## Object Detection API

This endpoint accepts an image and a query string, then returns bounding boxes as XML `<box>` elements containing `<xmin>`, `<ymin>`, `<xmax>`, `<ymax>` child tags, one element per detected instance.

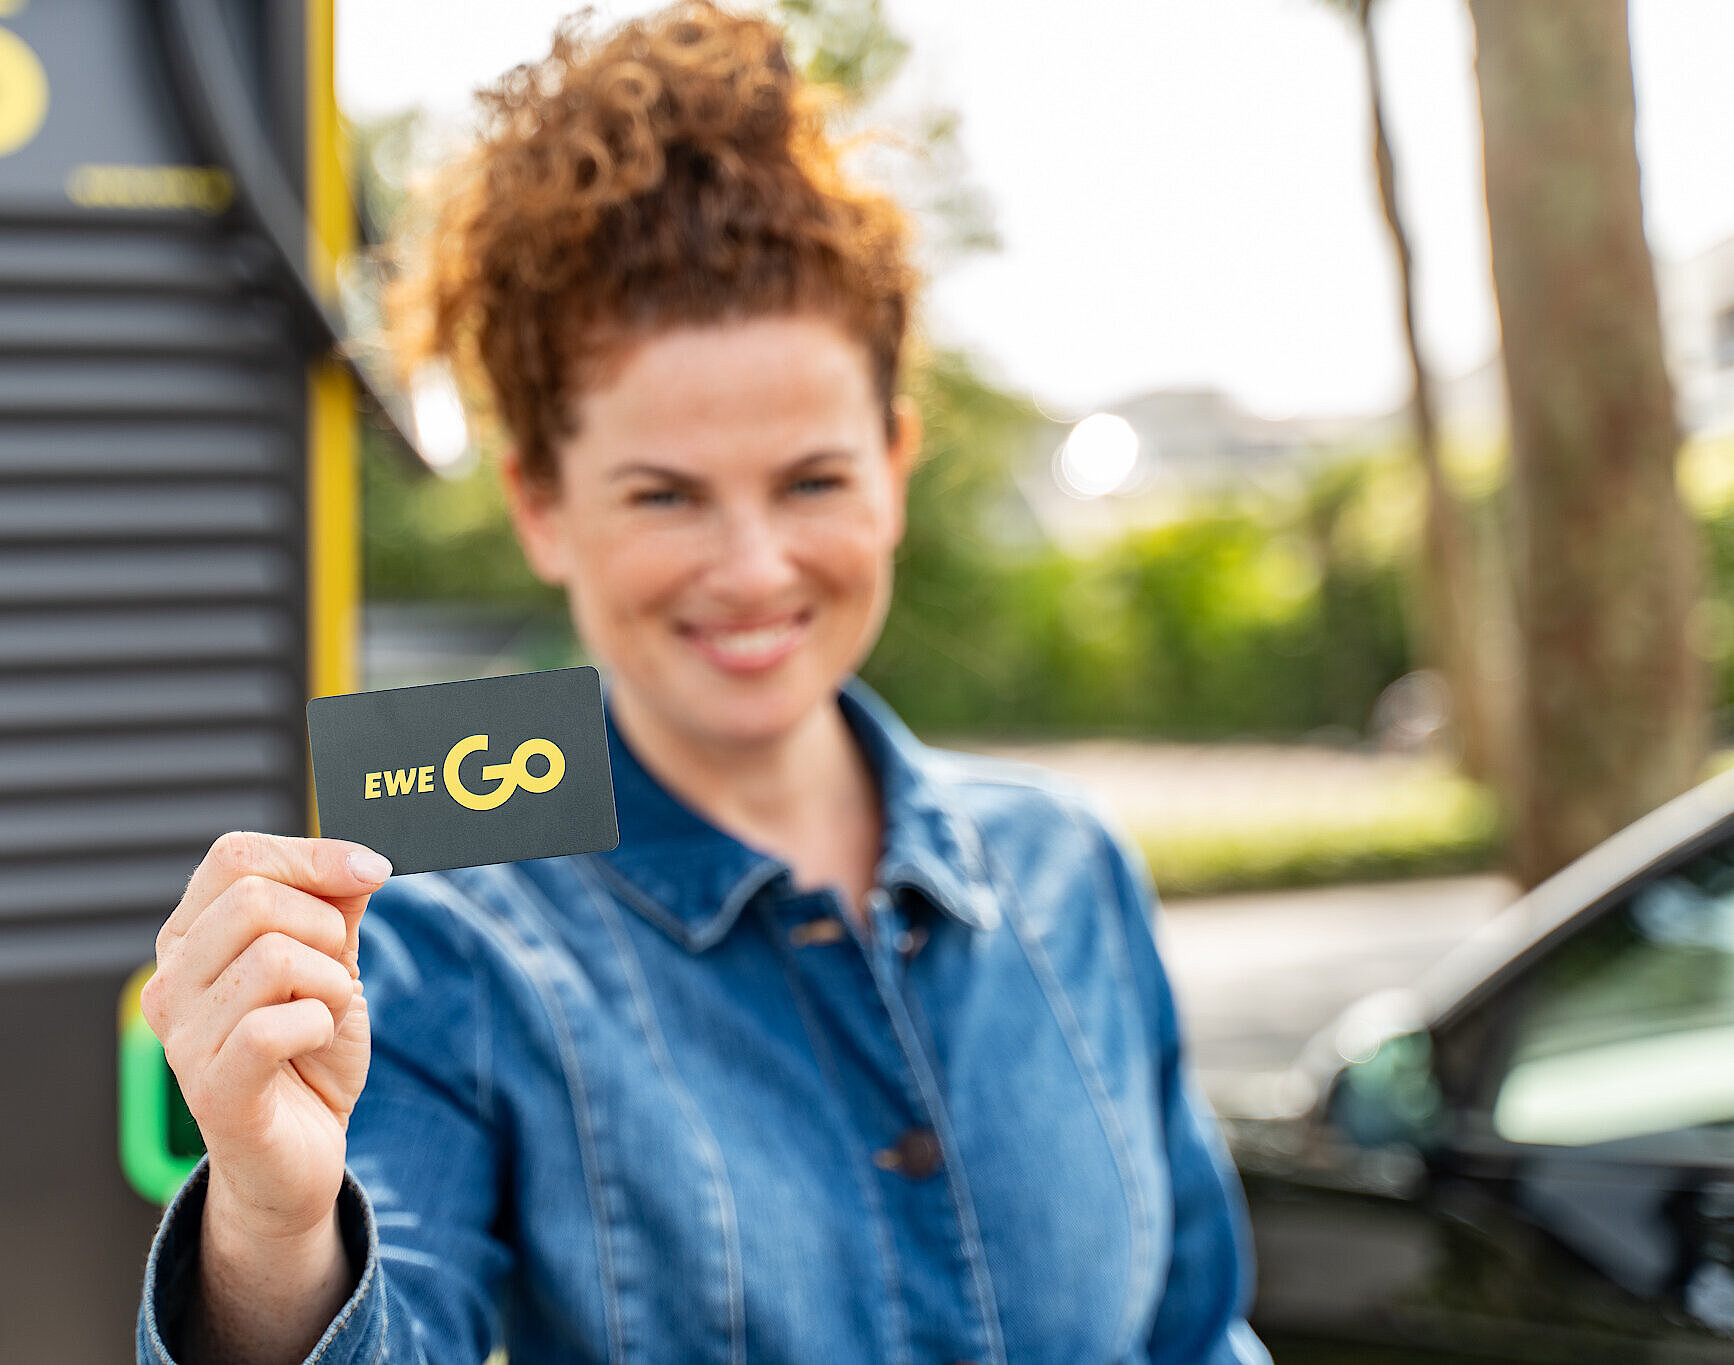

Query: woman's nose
<box><xmin>705</xmin><ymin>503</ymin><xmax>801</xmax><ymax>602</ymax></box>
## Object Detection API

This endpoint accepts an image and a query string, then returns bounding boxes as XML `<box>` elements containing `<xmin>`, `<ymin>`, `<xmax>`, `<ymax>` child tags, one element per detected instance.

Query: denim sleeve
<box><xmin>136</xmin><ymin>1158</ymin><xmax>395</xmax><ymax>1365</ymax></box>
<box><xmin>1095</xmin><ymin>820</ymin><xmax>1271</xmax><ymax>1365</ymax></box>
<box><xmin>135</xmin><ymin>875</ymin><xmax>511</xmax><ymax>1365</ymax></box>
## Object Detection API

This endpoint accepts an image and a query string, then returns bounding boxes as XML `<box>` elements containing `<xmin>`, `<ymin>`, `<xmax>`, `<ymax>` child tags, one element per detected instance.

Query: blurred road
<box><xmin>1157</xmin><ymin>874</ymin><xmax>1520</xmax><ymax>1093</ymax></box>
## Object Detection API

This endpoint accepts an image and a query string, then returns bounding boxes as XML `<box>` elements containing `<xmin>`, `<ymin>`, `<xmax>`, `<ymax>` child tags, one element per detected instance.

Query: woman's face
<box><xmin>505</xmin><ymin>313</ymin><xmax>919</xmax><ymax>753</ymax></box>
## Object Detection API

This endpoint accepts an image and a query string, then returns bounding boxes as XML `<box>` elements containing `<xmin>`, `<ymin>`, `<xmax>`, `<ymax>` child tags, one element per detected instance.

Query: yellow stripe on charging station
<box><xmin>305</xmin><ymin>0</ymin><xmax>358</xmax><ymax>834</ymax></box>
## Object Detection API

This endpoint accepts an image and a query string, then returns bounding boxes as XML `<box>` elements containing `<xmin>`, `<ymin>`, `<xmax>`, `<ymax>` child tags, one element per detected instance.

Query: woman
<box><xmin>136</xmin><ymin>5</ymin><xmax>1267</xmax><ymax>1362</ymax></box>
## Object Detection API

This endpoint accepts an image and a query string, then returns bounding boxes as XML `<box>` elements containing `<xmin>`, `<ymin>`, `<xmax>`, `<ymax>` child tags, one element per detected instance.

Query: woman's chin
<box><xmin>668</xmin><ymin>669</ymin><xmax>835</xmax><ymax>749</ymax></box>
<box><xmin>697</xmin><ymin>694</ymin><xmax>822</xmax><ymax>750</ymax></box>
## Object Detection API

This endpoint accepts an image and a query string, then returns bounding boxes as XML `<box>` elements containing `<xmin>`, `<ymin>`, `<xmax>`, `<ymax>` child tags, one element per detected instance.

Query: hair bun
<box><xmin>481</xmin><ymin>3</ymin><xmax>801</xmax><ymax>208</ymax></box>
<box><xmin>391</xmin><ymin>0</ymin><xmax>916</xmax><ymax>483</ymax></box>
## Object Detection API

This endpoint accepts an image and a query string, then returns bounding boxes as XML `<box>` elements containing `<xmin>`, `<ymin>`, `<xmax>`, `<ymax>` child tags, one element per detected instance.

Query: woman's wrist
<box><xmin>203</xmin><ymin>1158</ymin><xmax>342</xmax><ymax>1248</ymax></box>
<box><xmin>191</xmin><ymin>1173</ymin><xmax>354</xmax><ymax>1365</ymax></box>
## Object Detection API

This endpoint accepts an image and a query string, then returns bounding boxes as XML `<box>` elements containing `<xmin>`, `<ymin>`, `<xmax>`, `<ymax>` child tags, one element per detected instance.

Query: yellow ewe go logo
<box><xmin>365</xmin><ymin>735</ymin><xmax>566</xmax><ymax>811</ymax></box>
<box><xmin>443</xmin><ymin>735</ymin><xmax>565</xmax><ymax>810</ymax></box>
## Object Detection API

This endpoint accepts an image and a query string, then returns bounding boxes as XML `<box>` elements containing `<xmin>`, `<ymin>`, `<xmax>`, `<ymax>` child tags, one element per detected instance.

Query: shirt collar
<box><xmin>591</xmin><ymin>678</ymin><xmax>999</xmax><ymax>952</ymax></box>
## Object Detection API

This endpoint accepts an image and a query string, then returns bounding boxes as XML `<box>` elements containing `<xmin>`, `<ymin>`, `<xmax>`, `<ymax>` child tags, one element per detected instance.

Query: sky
<box><xmin>335</xmin><ymin>0</ymin><xmax>1734</xmax><ymax>422</ymax></box>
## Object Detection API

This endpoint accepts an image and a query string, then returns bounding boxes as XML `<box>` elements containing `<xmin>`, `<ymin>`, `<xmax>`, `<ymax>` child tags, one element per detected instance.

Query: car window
<box><xmin>1491</xmin><ymin>841</ymin><xmax>1734</xmax><ymax>1152</ymax></box>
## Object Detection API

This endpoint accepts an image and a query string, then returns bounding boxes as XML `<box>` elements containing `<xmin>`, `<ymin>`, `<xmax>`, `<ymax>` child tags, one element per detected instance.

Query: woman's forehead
<box><xmin>568</xmin><ymin>317</ymin><xmax>881</xmax><ymax>460</ymax></box>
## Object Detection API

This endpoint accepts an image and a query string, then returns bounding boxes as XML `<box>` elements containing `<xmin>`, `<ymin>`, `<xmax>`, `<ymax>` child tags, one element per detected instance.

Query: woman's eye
<box><xmin>789</xmin><ymin>474</ymin><xmax>845</xmax><ymax>497</ymax></box>
<box><xmin>630</xmin><ymin>487</ymin><xmax>689</xmax><ymax>508</ymax></box>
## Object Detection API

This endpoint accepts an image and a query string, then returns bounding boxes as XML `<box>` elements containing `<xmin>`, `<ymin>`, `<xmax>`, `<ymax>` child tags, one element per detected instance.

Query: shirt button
<box><xmin>873</xmin><ymin>1126</ymin><xmax>943</xmax><ymax>1179</ymax></box>
<box><xmin>788</xmin><ymin>917</ymin><xmax>846</xmax><ymax>947</ymax></box>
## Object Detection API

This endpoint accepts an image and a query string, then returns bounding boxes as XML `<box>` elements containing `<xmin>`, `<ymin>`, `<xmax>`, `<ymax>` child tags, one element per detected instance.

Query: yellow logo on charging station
<box><xmin>0</xmin><ymin>24</ymin><xmax>48</xmax><ymax>158</ymax></box>
<box><xmin>365</xmin><ymin>735</ymin><xmax>566</xmax><ymax>811</ymax></box>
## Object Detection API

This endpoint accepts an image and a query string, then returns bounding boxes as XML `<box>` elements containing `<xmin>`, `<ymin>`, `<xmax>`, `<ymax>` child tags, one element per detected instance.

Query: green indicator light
<box><xmin>118</xmin><ymin>964</ymin><xmax>205</xmax><ymax>1205</ymax></box>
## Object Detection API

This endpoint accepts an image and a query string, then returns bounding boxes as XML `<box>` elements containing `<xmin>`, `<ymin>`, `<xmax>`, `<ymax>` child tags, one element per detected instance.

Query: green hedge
<box><xmin>859</xmin><ymin>357</ymin><xmax>1414</xmax><ymax>739</ymax></box>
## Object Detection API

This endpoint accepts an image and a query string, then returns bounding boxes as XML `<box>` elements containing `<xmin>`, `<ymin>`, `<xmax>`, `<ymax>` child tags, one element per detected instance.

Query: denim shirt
<box><xmin>138</xmin><ymin>681</ymin><xmax>1267</xmax><ymax>1365</ymax></box>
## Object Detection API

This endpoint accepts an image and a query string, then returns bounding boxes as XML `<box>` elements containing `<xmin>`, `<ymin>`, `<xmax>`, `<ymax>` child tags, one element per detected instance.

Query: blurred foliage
<box><xmin>363</xmin><ymin>424</ymin><xmax>563</xmax><ymax>612</ymax></box>
<box><xmin>1680</xmin><ymin>434</ymin><xmax>1734</xmax><ymax>727</ymax></box>
<box><xmin>774</xmin><ymin>0</ymin><xmax>999</xmax><ymax>261</ymax></box>
<box><xmin>861</xmin><ymin>373</ymin><xmax>1414</xmax><ymax>738</ymax></box>
<box><xmin>1142</xmin><ymin>768</ymin><xmax>1501</xmax><ymax>899</ymax></box>
<box><xmin>348</xmin><ymin>109</ymin><xmax>419</xmax><ymax>248</ymax></box>
<box><xmin>776</xmin><ymin>0</ymin><xmax>909</xmax><ymax>103</ymax></box>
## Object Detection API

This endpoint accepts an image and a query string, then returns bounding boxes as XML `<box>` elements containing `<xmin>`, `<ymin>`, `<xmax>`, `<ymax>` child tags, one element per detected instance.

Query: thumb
<box><xmin>179</xmin><ymin>833</ymin><xmax>393</xmax><ymax>932</ymax></box>
<box><xmin>294</xmin><ymin>984</ymin><xmax>372</xmax><ymax>1121</ymax></box>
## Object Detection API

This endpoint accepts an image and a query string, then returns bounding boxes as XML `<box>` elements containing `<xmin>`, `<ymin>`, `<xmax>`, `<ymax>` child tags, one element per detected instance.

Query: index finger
<box><xmin>163</xmin><ymin>831</ymin><xmax>392</xmax><ymax>949</ymax></box>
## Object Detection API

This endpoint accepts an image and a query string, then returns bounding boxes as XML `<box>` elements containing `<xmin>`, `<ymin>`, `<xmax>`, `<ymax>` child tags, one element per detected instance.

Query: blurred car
<box><xmin>1223</xmin><ymin>767</ymin><xmax>1734</xmax><ymax>1361</ymax></box>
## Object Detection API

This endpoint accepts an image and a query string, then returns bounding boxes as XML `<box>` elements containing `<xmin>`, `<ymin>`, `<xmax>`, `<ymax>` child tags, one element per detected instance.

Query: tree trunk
<box><xmin>1468</xmin><ymin>0</ymin><xmax>1705</xmax><ymax>886</ymax></box>
<box><xmin>1359</xmin><ymin>0</ymin><xmax>1512</xmax><ymax>791</ymax></box>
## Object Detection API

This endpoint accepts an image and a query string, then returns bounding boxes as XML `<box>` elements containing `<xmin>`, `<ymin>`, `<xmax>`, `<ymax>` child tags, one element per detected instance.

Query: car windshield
<box><xmin>1492</xmin><ymin>842</ymin><xmax>1734</xmax><ymax>1151</ymax></box>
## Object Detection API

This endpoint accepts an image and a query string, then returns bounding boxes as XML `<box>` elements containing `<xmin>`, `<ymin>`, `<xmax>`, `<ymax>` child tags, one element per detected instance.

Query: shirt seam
<box><xmin>849</xmin><ymin>893</ymin><xmax>1009</xmax><ymax>1365</ymax></box>
<box><xmin>576</xmin><ymin>857</ymin><xmax>747</xmax><ymax>1365</ymax></box>
<box><xmin>434</xmin><ymin>872</ymin><xmax>630</xmax><ymax>1365</ymax></box>
<box><xmin>760</xmin><ymin>899</ymin><xmax>915</xmax><ymax>1365</ymax></box>
<box><xmin>985</xmin><ymin>812</ymin><xmax>1157</xmax><ymax>1359</ymax></box>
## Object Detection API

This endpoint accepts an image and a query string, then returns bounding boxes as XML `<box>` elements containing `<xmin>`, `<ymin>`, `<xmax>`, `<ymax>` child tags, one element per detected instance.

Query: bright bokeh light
<box><xmin>1055</xmin><ymin>412</ymin><xmax>1140</xmax><ymax>497</ymax></box>
<box><xmin>410</xmin><ymin>362</ymin><xmax>471</xmax><ymax>471</ymax></box>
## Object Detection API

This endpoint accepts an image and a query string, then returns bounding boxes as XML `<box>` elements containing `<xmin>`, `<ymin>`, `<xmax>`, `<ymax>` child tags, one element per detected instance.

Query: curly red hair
<box><xmin>391</xmin><ymin>1</ymin><xmax>918</xmax><ymax>485</ymax></box>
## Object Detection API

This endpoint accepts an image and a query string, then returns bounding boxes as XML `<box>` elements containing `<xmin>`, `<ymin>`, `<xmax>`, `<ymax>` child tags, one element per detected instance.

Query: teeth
<box><xmin>702</xmin><ymin>621</ymin><xmax>800</xmax><ymax>657</ymax></box>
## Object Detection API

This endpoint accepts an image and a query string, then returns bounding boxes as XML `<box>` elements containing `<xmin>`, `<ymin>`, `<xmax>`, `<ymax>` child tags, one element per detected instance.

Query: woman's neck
<box><xmin>608</xmin><ymin>683</ymin><xmax>884</xmax><ymax>919</ymax></box>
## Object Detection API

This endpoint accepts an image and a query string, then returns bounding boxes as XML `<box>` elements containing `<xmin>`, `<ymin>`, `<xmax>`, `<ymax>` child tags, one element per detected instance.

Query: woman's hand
<box><xmin>141</xmin><ymin>831</ymin><xmax>391</xmax><ymax>1364</ymax></box>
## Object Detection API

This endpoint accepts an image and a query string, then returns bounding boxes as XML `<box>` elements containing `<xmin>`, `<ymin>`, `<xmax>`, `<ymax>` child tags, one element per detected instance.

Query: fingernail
<box><xmin>347</xmin><ymin>848</ymin><xmax>392</xmax><ymax>884</ymax></box>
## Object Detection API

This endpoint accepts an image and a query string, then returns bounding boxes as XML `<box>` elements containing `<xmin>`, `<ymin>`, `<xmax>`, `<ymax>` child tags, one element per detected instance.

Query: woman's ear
<box><xmin>499</xmin><ymin>447</ymin><xmax>568</xmax><ymax>587</ymax></box>
<box><xmin>886</xmin><ymin>395</ymin><xmax>922</xmax><ymax>545</ymax></box>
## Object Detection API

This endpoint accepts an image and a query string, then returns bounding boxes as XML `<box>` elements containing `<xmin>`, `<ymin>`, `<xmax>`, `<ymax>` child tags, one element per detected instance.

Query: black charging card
<box><xmin>307</xmin><ymin>666</ymin><xmax>618</xmax><ymax>875</ymax></box>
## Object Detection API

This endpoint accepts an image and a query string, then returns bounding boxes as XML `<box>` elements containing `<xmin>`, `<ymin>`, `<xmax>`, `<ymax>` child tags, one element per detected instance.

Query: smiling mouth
<box><xmin>681</xmin><ymin>613</ymin><xmax>812</xmax><ymax>671</ymax></box>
